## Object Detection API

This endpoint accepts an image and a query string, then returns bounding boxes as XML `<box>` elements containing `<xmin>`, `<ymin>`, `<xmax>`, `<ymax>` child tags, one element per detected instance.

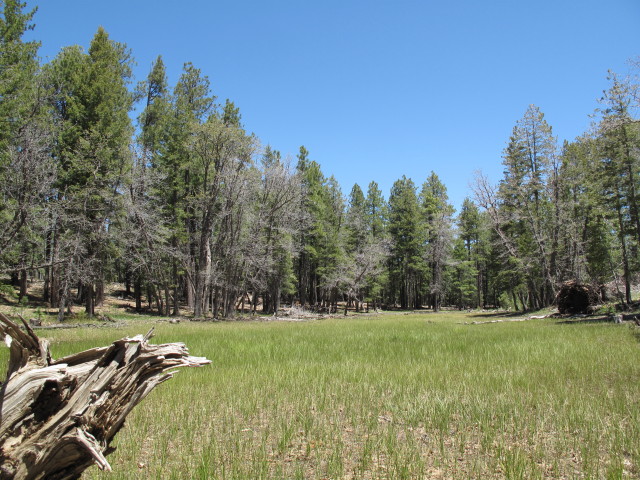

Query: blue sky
<box><xmin>26</xmin><ymin>0</ymin><xmax>640</xmax><ymax>211</ymax></box>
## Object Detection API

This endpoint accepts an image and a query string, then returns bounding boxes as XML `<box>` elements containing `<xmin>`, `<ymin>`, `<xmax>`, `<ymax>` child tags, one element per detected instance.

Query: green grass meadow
<box><xmin>3</xmin><ymin>312</ymin><xmax>640</xmax><ymax>479</ymax></box>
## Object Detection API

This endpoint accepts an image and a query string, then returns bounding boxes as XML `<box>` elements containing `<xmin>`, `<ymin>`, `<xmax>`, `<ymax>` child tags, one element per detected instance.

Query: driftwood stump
<box><xmin>0</xmin><ymin>313</ymin><xmax>210</xmax><ymax>479</ymax></box>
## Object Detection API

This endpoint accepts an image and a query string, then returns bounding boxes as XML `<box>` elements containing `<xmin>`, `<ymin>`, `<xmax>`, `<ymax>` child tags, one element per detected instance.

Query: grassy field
<box><xmin>2</xmin><ymin>312</ymin><xmax>639</xmax><ymax>479</ymax></box>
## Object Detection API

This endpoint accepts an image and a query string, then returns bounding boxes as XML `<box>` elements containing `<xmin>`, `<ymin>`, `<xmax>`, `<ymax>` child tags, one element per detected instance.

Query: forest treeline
<box><xmin>1</xmin><ymin>1</ymin><xmax>639</xmax><ymax>318</ymax></box>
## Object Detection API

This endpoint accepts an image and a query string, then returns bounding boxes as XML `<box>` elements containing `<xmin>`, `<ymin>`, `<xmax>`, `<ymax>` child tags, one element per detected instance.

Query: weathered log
<box><xmin>0</xmin><ymin>312</ymin><xmax>210</xmax><ymax>479</ymax></box>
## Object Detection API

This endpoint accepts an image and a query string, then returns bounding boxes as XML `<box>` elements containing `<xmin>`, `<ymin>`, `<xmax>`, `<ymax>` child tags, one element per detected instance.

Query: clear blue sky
<box><xmin>26</xmin><ymin>0</ymin><xmax>640</xmax><ymax>212</ymax></box>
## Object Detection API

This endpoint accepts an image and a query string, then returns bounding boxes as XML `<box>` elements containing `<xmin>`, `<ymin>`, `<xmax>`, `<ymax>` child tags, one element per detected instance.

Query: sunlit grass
<box><xmin>1</xmin><ymin>312</ymin><xmax>639</xmax><ymax>478</ymax></box>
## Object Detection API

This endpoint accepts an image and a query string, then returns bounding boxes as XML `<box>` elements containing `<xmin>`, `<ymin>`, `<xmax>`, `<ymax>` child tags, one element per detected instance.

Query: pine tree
<box><xmin>387</xmin><ymin>176</ymin><xmax>425</xmax><ymax>309</ymax></box>
<box><xmin>138</xmin><ymin>56</ymin><xmax>170</xmax><ymax>163</ymax></box>
<box><xmin>453</xmin><ymin>198</ymin><xmax>485</xmax><ymax>308</ymax></box>
<box><xmin>0</xmin><ymin>0</ymin><xmax>53</xmax><ymax>298</ymax></box>
<box><xmin>362</xmin><ymin>181</ymin><xmax>389</xmax><ymax>309</ymax></box>
<box><xmin>154</xmin><ymin>62</ymin><xmax>216</xmax><ymax>315</ymax></box>
<box><xmin>448</xmin><ymin>237</ymin><xmax>478</xmax><ymax>309</ymax></box>
<box><xmin>45</xmin><ymin>27</ymin><xmax>133</xmax><ymax>318</ymax></box>
<box><xmin>339</xmin><ymin>183</ymin><xmax>389</xmax><ymax>312</ymax></box>
<box><xmin>496</xmin><ymin>105</ymin><xmax>558</xmax><ymax>309</ymax></box>
<box><xmin>595</xmin><ymin>72</ymin><xmax>640</xmax><ymax>303</ymax></box>
<box><xmin>294</xmin><ymin>147</ymin><xmax>348</xmax><ymax>310</ymax></box>
<box><xmin>345</xmin><ymin>183</ymin><xmax>366</xmax><ymax>253</ymax></box>
<box><xmin>557</xmin><ymin>138</ymin><xmax>611</xmax><ymax>284</ymax></box>
<box><xmin>365</xmin><ymin>181</ymin><xmax>387</xmax><ymax>239</ymax></box>
<box><xmin>295</xmin><ymin>147</ymin><xmax>324</xmax><ymax>307</ymax></box>
<box><xmin>420</xmin><ymin>172</ymin><xmax>454</xmax><ymax>311</ymax></box>
<box><xmin>0</xmin><ymin>0</ymin><xmax>39</xmax><ymax>158</ymax></box>
<box><xmin>124</xmin><ymin>55</ymin><xmax>173</xmax><ymax>313</ymax></box>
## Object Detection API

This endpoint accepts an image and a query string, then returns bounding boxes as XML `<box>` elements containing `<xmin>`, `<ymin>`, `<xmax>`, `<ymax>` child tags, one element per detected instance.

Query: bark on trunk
<box><xmin>84</xmin><ymin>283</ymin><xmax>95</xmax><ymax>317</ymax></box>
<box><xmin>134</xmin><ymin>275</ymin><xmax>142</xmax><ymax>312</ymax></box>
<box><xmin>0</xmin><ymin>313</ymin><xmax>210</xmax><ymax>479</ymax></box>
<box><xmin>19</xmin><ymin>270</ymin><xmax>28</xmax><ymax>300</ymax></box>
<box><xmin>95</xmin><ymin>279</ymin><xmax>104</xmax><ymax>307</ymax></box>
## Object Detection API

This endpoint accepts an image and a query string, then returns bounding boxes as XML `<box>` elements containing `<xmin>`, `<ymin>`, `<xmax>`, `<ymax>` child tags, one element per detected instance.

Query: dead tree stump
<box><xmin>0</xmin><ymin>313</ymin><xmax>210</xmax><ymax>479</ymax></box>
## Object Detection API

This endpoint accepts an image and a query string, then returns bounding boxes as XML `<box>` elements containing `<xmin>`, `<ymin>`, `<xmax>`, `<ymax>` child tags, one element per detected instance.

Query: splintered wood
<box><xmin>0</xmin><ymin>313</ymin><xmax>210</xmax><ymax>480</ymax></box>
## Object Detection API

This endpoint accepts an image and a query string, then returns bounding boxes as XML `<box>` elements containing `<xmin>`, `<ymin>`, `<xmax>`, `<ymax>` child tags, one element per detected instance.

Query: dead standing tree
<box><xmin>0</xmin><ymin>313</ymin><xmax>210</xmax><ymax>479</ymax></box>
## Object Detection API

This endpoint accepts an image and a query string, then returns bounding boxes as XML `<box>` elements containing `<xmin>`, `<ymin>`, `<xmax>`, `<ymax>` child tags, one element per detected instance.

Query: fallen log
<box><xmin>0</xmin><ymin>312</ymin><xmax>210</xmax><ymax>479</ymax></box>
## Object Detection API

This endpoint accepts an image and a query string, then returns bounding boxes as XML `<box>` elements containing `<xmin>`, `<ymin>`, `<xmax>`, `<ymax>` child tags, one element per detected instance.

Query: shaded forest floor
<box><xmin>1</xmin><ymin>278</ymin><xmax>639</xmax><ymax>329</ymax></box>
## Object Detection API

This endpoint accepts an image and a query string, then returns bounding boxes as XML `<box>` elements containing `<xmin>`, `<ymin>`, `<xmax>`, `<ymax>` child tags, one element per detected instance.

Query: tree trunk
<box><xmin>95</xmin><ymin>279</ymin><xmax>104</xmax><ymax>307</ymax></box>
<box><xmin>124</xmin><ymin>267</ymin><xmax>131</xmax><ymax>296</ymax></box>
<box><xmin>614</xmin><ymin>186</ymin><xmax>632</xmax><ymax>304</ymax></box>
<box><xmin>85</xmin><ymin>283</ymin><xmax>95</xmax><ymax>317</ymax></box>
<box><xmin>186</xmin><ymin>273</ymin><xmax>195</xmax><ymax>310</ymax></box>
<box><xmin>57</xmin><ymin>274</ymin><xmax>72</xmax><ymax>323</ymax></box>
<box><xmin>263</xmin><ymin>290</ymin><xmax>270</xmax><ymax>314</ymax></box>
<box><xmin>48</xmin><ymin>220</ymin><xmax>60</xmax><ymax>306</ymax></box>
<box><xmin>0</xmin><ymin>313</ymin><xmax>210</xmax><ymax>480</ymax></box>
<box><xmin>134</xmin><ymin>275</ymin><xmax>142</xmax><ymax>311</ymax></box>
<box><xmin>170</xmin><ymin>261</ymin><xmax>179</xmax><ymax>317</ymax></box>
<box><xmin>274</xmin><ymin>286</ymin><xmax>281</xmax><ymax>314</ymax></box>
<box><xmin>146</xmin><ymin>284</ymin><xmax>153</xmax><ymax>311</ymax></box>
<box><xmin>164</xmin><ymin>285</ymin><xmax>171</xmax><ymax>316</ymax></box>
<box><xmin>212</xmin><ymin>286</ymin><xmax>219</xmax><ymax>318</ymax></box>
<box><xmin>511</xmin><ymin>290</ymin><xmax>519</xmax><ymax>312</ymax></box>
<box><xmin>19</xmin><ymin>269</ymin><xmax>28</xmax><ymax>300</ymax></box>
